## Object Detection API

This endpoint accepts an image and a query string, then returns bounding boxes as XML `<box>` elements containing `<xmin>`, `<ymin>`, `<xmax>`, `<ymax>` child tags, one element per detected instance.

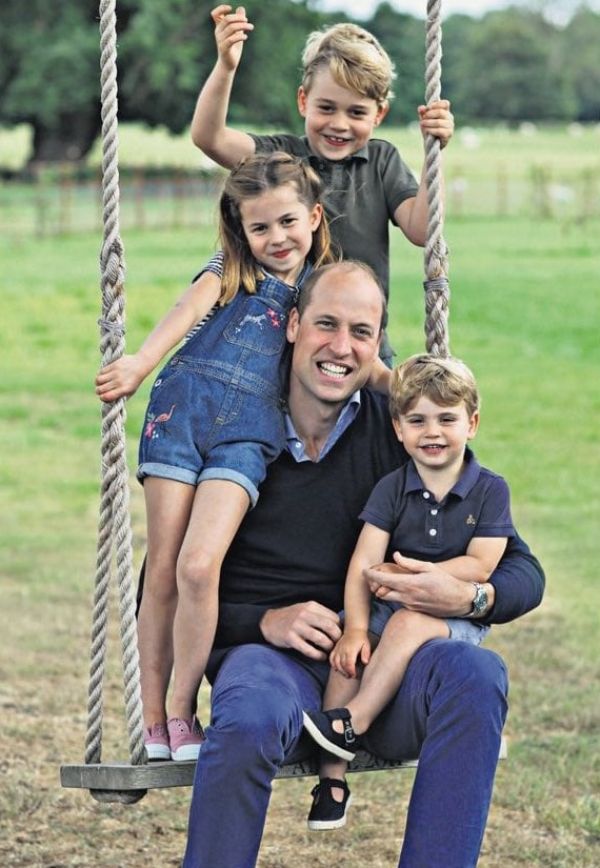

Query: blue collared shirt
<box><xmin>285</xmin><ymin>391</ymin><xmax>362</xmax><ymax>463</ymax></box>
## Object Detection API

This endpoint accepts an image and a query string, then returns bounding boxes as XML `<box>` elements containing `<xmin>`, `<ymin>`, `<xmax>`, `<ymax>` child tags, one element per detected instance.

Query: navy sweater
<box><xmin>215</xmin><ymin>389</ymin><xmax>545</xmax><ymax>647</ymax></box>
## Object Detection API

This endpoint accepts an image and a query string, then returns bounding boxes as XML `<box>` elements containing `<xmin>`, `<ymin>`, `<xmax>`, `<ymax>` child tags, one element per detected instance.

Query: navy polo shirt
<box><xmin>359</xmin><ymin>448</ymin><xmax>515</xmax><ymax>561</ymax></box>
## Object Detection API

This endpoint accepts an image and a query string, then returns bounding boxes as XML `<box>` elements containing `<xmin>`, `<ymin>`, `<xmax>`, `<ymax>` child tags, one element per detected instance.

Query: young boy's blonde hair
<box><xmin>389</xmin><ymin>354</ymin><xmax>480</xmax><ymax>420</ymax></box>
<box><xmin>301</xmin><ymin>23</ymin><xmax>395</xmax><ymax>107</ymax></box>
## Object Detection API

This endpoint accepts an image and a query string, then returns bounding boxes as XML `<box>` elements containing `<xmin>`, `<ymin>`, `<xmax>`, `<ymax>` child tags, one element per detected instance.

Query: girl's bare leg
<box><xmin>346</xmin><ymin>609</ymin><xmax>450</xmax><ymax>735</ymax></box>
<box><xmin>169</xmin><ymin>479</ymin><xmax>250</xmax><ymax>721</ymax></box>
<box><xmin>138</xmin><ymin>477</ymin><xmax>196</xmax><ymax>727</ymax></box>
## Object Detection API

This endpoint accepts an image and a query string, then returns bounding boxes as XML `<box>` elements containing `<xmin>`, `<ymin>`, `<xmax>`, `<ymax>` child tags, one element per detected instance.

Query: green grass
<box><xmin>1</xmin><ymin>213</ymin><xmax>599</xmax><ymax>865</ymax></box>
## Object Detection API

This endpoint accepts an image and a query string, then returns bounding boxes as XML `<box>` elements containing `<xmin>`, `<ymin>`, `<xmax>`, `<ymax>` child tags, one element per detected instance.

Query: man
<box><xmin>182</xmin><ymin>261</ymin><xmax>545</xmax><ymax>867</ymax></box>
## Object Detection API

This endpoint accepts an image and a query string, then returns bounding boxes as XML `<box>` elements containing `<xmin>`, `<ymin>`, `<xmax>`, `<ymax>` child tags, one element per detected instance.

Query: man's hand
<box><xmin>418</xmin><ymin>99</ymin><xmax>454</xmax><ymax>149</ymax></box>
<box><xmin>330</xmin><ymin>629</ymin><xmax>371</xmax><ymax>679</ymax></box>
<box><xmin>260</xmin><ymin>602</ymin><xmax>342</xmax><ymax>660</ymax></box>
<box><xmin>211</xmin><ymin>5</ymin><xmax>254</xmax><ymax>72</ymax></box>
<box><xmin>366</xmin><ymin>552</ymin><xmax>475</xmax><ymax>617</ymax></box>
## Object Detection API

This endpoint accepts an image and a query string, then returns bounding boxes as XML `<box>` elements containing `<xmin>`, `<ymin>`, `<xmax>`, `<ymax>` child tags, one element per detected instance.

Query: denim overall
<box><xmin>138</xmin><ymin>266</ymin><xmax>307</xmax><ymax>505</ymax></box>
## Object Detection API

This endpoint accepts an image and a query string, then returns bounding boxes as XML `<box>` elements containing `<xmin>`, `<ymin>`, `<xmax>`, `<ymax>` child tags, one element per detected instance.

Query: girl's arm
<box><xmin>191</xmin><ymin>5</ymin><xmax>256</xmax><ymax>167</ymax></box>
<box><xmin>330</xmin><ymin>523</ymin><xmax>390</xmax><ymax>678</ymax></box>
<box><xmin>95</xmin><ymin>270</ymin><xmax>222</xmax><ymax>402</ymax></box>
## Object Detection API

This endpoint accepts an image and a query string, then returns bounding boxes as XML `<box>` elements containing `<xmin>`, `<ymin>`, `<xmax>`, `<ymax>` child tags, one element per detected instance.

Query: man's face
<box><xmin>286</xmin><ymin>266</ymin><xmax>383</xmax><ymax>410</ymax></box>
<box><xmin>297</xmin><ymin>68</ymin><xmax>388</xmax><ymax>162</ymax></box>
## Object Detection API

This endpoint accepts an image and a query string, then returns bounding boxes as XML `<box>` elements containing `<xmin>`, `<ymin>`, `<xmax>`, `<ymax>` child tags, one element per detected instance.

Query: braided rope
<box><xmin>423</xmin><ymin>0</ymin><xmax>450</xmax><ymax>357</ymax></box>
<box><xmin>85</xmin><ymin>0</ymin><xmax>145</xmax><ymax>768</ymax></box>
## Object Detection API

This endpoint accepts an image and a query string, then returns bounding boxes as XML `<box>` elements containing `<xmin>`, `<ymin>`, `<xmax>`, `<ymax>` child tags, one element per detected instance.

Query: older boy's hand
<box><xmin>418</xmin><ymin>99</ymin><xmax>454</xmax><ymax>149</ymax></box>
<box><xmin>211</xmin><ymin>5</ymin><xmax>254</xmax><ymax>72</ymax></box>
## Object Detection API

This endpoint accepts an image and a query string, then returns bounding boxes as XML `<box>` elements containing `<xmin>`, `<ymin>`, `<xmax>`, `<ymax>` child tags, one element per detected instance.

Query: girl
<box><xmin>96</xmin><ymin>152</ymin><xmax>334</xmax><ymax>761</ymax></box>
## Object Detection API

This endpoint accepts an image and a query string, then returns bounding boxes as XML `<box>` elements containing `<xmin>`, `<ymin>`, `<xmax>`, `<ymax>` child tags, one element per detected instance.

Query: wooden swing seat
<box><xmin>60</xmin><ymin>739</ymin><xmax>506</xmax><ymax>803</ymax></box>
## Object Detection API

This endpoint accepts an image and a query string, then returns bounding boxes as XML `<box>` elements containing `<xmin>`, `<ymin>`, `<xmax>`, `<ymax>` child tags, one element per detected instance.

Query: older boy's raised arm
<box><xmin>394</xmin><ymin>99</ymin><xmax>454</xmax><ymax>246</ymax></box>
<box><xmin>191</xmin><ymin>5</ymin><xmax>256</xmax><ymax>168</ymax></box>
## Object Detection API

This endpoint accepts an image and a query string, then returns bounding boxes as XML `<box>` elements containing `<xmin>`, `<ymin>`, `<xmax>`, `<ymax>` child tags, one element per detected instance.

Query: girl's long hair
<box><xmin>218</xmin><ymin>151</ymin><xmax>335</xmax><ymax>304</ymax></box>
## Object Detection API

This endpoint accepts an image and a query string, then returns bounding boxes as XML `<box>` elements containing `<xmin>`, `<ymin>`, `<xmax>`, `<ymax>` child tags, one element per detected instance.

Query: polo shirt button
<box><xmin>423</xmin><ymin>491</ymin><xmax>430</xmax><ymax>499</ymax></box>
<box><xmin>430</xmin><ymin>509</ymin><xmax>438</xmax><ymax>515</ymax></box>
<box><xmin>429</xmin><ymin>528</ymin><xmax>437</xmax><ymax>537</ymax></box>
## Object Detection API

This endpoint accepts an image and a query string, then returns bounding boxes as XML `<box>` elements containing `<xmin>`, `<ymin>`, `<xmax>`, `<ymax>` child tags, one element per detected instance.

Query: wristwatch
<box><xmin>470</xmin><ymin>582</ymin><xmax>488</xmax><ymax>617</ymax></box>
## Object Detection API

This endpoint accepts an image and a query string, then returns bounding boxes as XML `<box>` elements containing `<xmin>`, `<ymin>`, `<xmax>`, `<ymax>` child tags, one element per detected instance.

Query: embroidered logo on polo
<box><xmin>466</xmin><ymin>514</ymin><xmax>477</xmax><ymax>525</ymax></box>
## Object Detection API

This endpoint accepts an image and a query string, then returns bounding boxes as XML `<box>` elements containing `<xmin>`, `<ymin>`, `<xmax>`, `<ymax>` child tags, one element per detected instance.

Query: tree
<box><xmin>0</xmin><ymin>1</ymin><xmax>104</xmax><ymax>162</ymax></box>
<box><xmin>563</xmin><ymin>7</ymin><xmax>600</xmax><ymax>121</ymax></box>
<box><xmin>452</xmin><ymin>9</ymin><xmax>575</xmax><ymax>123</ymax></box>
<box><xmin>367</xmin><ymin>4</ymin><xmax>424</xmax><ymax>126</ymax></box>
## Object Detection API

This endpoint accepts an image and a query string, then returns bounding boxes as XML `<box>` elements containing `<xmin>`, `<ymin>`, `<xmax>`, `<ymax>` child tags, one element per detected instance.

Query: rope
<box><xmin>85</xmin><ymin>0</ymin><xmax>145</xmax><ymax>768</ymax></box>
<box><xmin>423</xmin><ymin>0</ymin><xmax>450</xmax><ymax>357</ymax></box>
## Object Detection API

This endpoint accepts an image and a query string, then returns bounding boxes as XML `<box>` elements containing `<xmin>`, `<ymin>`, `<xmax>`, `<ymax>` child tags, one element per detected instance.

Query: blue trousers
<box><xmin>183</xmin><ymin>640</ymin><xmax>508</xmax><ymax>868</ymax></box>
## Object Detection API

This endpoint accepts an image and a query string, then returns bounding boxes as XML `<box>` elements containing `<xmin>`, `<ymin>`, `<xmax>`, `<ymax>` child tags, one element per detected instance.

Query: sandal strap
<box><xmin>312</xmin><ymin>777</ymin><xmax>350</xmax><ymax>797</ymax></box>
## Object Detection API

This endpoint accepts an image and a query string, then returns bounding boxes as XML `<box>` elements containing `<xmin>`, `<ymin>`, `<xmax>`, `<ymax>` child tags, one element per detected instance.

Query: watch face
<box><xmin>473</xmin><ymin>585</ymin><xmax>488</xmax><ymax>615</ymax></box>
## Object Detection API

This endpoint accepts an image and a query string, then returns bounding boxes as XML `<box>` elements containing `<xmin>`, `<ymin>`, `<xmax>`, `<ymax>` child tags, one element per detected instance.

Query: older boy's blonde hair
<box><xmin>301</xmin><ymin>23</ymin><xmax>395</xmax><ymax>106</ymax></box>
<box><xmin>389</xmin><ymin>354</ymin><xmax>480</xmax><ymax>420</ymax></box>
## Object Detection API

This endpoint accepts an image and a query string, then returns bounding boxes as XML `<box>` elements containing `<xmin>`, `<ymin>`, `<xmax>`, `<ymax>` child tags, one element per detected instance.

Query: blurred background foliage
<box><xmin>1</xmin><ymin>0</ymin><xmax>599</xmax><ymax>164</ymax></box>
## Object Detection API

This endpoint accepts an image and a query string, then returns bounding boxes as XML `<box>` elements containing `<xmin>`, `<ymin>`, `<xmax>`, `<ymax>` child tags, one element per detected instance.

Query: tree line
<box><xmin>1</xmin><ymin>0</ymin><xmax>599</xmax><ymax>164</ymax></box>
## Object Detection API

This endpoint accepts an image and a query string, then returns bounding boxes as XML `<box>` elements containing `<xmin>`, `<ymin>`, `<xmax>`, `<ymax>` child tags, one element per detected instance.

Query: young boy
<box><xmin>302</xmin><ymin>354</ymin><xmax>515</xmax><ymax>830</ymax></box>
<box><xmin>191</xmin><ymin>7</ymin><xmax>454</xmax><ymax>362</ymax></box>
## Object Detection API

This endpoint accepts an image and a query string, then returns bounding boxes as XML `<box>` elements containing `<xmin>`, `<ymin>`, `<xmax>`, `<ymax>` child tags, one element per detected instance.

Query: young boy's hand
<box><xmin>330</xmin><ymin>629</ymin><xmax>371</xmax><ymax>679</ymax></box>
<box><xmin>418</xmin><ymin>99</ymin><xmax>454</xmax><ymax>149</ymax></box>
<box><xmin>95</xmin><ymin>354</ymin><xmax>147</xmax><ymax>402</ymax></box>
<box><xmin>211</xmin><ymin>4</ymin><xmax>254</xmax><ymax>72</ymax></box>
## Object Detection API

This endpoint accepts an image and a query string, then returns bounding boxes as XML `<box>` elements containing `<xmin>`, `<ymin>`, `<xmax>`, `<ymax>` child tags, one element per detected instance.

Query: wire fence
<box><xmin>1</xmin><ymin>162</ymin><xmax>599</xmax><ymax>239</ymax></box>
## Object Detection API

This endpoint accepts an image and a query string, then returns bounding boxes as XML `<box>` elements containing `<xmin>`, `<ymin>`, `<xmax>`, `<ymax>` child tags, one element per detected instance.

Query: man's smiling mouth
<box><xmin>317</xmin><ymin>362</ymin><xmax>350</xmax><ymax>379</ymax></box>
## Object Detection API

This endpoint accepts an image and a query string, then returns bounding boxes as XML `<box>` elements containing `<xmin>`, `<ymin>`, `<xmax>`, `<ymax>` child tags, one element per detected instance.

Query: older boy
<box><xmin>191</xmin><ymin>7</ymin><xmax>454</xmax><ymax>360</ymax></box>
<box><xmin>303</xmin><ymin>354</ymin><xmax>515</xmax><ymax>829</ymax></box>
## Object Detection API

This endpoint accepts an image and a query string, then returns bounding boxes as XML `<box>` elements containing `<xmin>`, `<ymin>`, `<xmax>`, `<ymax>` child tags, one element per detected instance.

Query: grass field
<box><xmin>1</xmin><ymin>200</ymin><xmax>599</xmax><ymax>865</ymax></box>
<box><xmin>1</xmin><ymin>122</ymin><xmax>599</xmax><ymax>240</ymax></box>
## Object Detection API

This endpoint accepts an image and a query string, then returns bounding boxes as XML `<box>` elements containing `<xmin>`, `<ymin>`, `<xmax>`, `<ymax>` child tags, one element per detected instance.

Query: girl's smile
<box><xmin>239</xmin><ymin>184</ymin><xmax>322</xmax><ymax>285</ymax></box>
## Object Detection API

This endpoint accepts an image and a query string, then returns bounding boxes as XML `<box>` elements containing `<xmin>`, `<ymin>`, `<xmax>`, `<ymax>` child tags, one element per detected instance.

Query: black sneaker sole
<box><xmin>302</xmin><ymin>711</ymin><xmax>357</xmax><ymax>761</ymax></box>
<box><xmin>307</xmin><ymin>794</ymin><xmax>353</xmax><ymax>831</ymax></box>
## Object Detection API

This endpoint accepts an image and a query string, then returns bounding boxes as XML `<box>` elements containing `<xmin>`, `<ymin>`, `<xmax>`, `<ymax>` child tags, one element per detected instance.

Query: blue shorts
<box><xmin>137</xmin><ymin>357</ymin><xmax>285</xmax><ymax>507</ymax></box>
<box><xmin>368</xmin><ymin>598</ymin><xmax>490</xmax><ymax>646</ymax></box>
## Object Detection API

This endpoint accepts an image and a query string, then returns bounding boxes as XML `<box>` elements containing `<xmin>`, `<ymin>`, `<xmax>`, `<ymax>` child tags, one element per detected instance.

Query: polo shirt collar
<box><xmin>405</xmin><ymin>447</ymin><xmax>481</xmax><ymax>499</ymax></box>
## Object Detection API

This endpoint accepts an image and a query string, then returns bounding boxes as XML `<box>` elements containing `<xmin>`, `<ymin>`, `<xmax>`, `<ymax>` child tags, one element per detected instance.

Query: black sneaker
<box><xmin>302</xmin><ymin>708</ymin><xmax>359</xmax><ymax>760</ymax></box>
<box><xmin>307</xmin><ymin>778</ymin><xmax>352</xmax><ymax>831</ymax></box>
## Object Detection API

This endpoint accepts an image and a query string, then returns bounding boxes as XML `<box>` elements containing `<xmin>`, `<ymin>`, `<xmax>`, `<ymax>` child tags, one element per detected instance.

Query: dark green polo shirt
<box><xmin>250</xmin><ymin>133</ymin><xmax>419</xmax><ymax>297</ymax></box>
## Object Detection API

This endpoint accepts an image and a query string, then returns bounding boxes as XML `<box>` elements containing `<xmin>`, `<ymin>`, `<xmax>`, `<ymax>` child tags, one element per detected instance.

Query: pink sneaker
<box><xmin>167</xmin><ymin>716</ymin><xmax>205</xmax><ymax>762</ymax></box>
<box><xmin>144</xmin><ymin>722</ymin><xmax>171</xmax><ymax>761</ymax></box>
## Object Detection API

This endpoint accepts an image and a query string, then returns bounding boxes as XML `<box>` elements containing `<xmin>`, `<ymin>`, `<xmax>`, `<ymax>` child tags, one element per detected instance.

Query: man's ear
<box><xmin>374</xmin><ymin>101</ymin><xmax>390</xmax><ymax>127</ymax></box>
<box><xmin>287</xmin><ymin>307</ymin><xmax>300</xmax><ymax>342</ymax></box>
<box><xmin>297</xmin><ymin>86</ymin><xmax>308</xmax><ymax>118</ymax></box>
